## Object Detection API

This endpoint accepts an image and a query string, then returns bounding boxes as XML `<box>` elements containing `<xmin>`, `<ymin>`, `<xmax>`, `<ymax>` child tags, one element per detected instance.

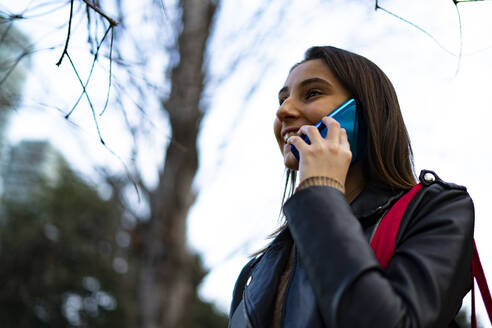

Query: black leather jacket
<box><xmin>229</xmin><ymin>170</ymin><xmax>474</xmax><ymax>328</ymax></box>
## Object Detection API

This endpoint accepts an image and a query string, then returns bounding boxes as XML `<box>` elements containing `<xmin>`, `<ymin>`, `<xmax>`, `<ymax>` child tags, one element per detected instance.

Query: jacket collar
<box><xmin>271</xmin><ymin>182</ymin><xmax>406</xmax><ymax>243</ymax></box>
<box><xmin>350</xmin><ymin>181</ymin><xmax>406</xmax><ymax>223</ymax></box>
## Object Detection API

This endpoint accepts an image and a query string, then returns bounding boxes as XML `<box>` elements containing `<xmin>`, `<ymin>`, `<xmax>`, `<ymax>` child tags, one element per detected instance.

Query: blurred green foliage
<box><xmin>188</xmin><ymin>254</ymin><xmax>229</xmax><ymax>328</ymax></box>
<box><xmin>0</xmin><ymin>159</ymin><xmax>229</xmax><ymax>327</ymax></box>
<box><xmin>0</xmin><ymin>163</ymin><xmax>132</xmax><ymax>327</ymax></box>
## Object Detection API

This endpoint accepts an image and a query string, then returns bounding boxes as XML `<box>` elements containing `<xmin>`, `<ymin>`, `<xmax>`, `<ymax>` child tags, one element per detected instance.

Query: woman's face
<box><xmin>274</xmin><ymin>59</ymin><xmax>351</xmax><ymax>170</ymax></box>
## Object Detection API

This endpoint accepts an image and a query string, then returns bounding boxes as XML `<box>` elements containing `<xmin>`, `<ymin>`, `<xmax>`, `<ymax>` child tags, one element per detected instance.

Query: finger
<box><xmin>287</xmin><ymin>135</ymin><xmax>309</xmax><ymax>153</ymax></box>
<box><xmin>298</xmin><ymin>125</ymin><xmax>323</xmax><ymax>144</ymax></box>
<box><xmin>322</xmin><ymin>117</ymin><xmax>340</xmax><ymax>143</ymax></box>
<box><xmin>339</xmin><ymin>128</ymin><xmax>350</xmax><ymax>149</ymax></box>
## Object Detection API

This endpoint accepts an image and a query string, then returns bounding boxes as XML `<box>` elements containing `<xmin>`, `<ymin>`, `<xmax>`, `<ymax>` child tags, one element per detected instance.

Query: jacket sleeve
<box><xmin>283</xmin><ymin>183</ymin><xmax>474</xmax><ymax>328</ymax></box>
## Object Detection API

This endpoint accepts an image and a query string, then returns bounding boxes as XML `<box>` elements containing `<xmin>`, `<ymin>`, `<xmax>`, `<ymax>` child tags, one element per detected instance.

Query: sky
<box><xmin>2</xmin><ymin>0</ymin><xmax>492</xmax><ymax>321</ymax></box>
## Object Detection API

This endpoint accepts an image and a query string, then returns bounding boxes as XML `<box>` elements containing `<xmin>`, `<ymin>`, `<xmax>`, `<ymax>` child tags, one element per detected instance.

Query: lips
<box><xmin>283</xmin><ymin>131</ymin><xmax>297</xmax><ymax>143</ymax></box>
<box><xmin>281</xmin><ymin>128</ymin><xmax>299</xmax><ymax>144</ymax></box>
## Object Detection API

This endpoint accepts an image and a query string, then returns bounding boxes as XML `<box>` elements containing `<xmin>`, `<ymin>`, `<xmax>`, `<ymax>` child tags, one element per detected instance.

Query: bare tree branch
<box><xmin>56</xmin><ymin>0</ymin><xmax>74</xmax><ymax>67</ymax></box>
<box><xmin>100</xmin><ymin>27</ymin><xmax>114</xmax><ymax>116</ymax></box>
<box><xmin>375</xmin><ymin>0</ymin><xmax>464</xmax><ymax>75</ymax></box>
<box><xmin>65</xmin><ymin>25</ymin><xmax>112</xmax><ymax>118</ymax></box>
<box><xmin>65</xmin><ymin>52</ymin><xmax>105</xmax><ymax>144</ymax></box>
<box><xmin>453</xmin><ymin>2</ymin><xmax>463</xmax><ymax>76</ymax></box>
<box><xmin>375</xmin><ymin>1</ymin><xmax>457</xmax><ymax>56</ymax></box>
<box><xmin>81</xmin><ymin>0</ymin><xmax>118</xmax><ymax>27</ymax></box>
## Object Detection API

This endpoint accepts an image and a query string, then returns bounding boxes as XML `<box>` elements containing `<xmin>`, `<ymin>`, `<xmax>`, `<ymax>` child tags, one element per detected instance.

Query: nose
<box><xmin>276</xmin><ymin>97</ymin><xmax>299</xmax><ymax>122</ymax></box>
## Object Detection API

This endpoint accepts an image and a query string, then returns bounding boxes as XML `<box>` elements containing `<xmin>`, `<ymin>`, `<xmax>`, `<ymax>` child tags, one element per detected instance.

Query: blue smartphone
<box><xmin>290</xmin><ymin>98</ymin><xmax>358</xmax><ymax>162</ymax></box>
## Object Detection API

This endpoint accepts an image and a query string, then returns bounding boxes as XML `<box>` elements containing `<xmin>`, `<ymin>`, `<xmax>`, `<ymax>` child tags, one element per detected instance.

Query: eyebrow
<box><xmin>278</xmin><ymin>77</ymin><xmax>333</xmax><ymax>98</ymax></box>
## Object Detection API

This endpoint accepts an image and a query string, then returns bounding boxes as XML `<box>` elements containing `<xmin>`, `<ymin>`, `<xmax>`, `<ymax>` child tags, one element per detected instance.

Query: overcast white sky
<box><xmin>3</xmin><ymin>0</ymin><xmax>492</xmax><ymax>321</ymax></box>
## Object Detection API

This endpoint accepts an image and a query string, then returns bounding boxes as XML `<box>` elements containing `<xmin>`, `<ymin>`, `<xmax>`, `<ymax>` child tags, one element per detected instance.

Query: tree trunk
<box><xmin>135</xmin><ymin>0</ymin><xmax>217</xmax><ymax>327</ymax></box>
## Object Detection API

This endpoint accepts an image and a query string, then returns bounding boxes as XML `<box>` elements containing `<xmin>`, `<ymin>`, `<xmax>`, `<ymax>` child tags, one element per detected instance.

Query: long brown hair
<box><xmin>302</xmin><ymin>46</ymin><xmax>416</xmax><ymax>189</ymax></box>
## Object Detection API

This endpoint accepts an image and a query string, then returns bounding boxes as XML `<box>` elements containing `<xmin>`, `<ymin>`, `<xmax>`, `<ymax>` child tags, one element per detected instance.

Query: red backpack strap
<box><xmin>472</xmin><ymin>240</ymin><xmax>492</xmax><ymax>328</ymax></box>
<box><xmin>370</xmin><ymin>183</ymin><xmax>422</xmax><ymax>269</ymax></box>
<box><xmin>369</xmin><ymin>182</ymin><xmax>492</xmax><ymax>327</ymax></box>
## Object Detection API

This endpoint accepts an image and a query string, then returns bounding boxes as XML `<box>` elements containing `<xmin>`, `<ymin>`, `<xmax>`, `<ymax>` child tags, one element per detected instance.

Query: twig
<box><xmin>17</xmin><ymin>0</ymin><xmax>71</xmax><ymax>20</ymax></box>
<box><xmin>33</xmin><ymin>100</ymin><xmax>141</xmax><ymax>200</ymax></box>
<box><xmin>98</xmin><ymin>166</ymin><xmax>144</xmax><ymax>219</ymax></box>
<box><xmin>56</xmin><ymin>0</ymin><xmax>74</xmax><ymax>66</ymax></box>
<box><xmin>453</xmin><ymin>1</ymin><xmax>463</xmax><ymax>76</ymax></box>
<box><xmin>375</xmin><ymin>1</ymin><xmax>457</xmax><ymax>57</ymax></box>
<box><xmin>157</xmin><ymin>0</ymin><xmax>170</xmax><ymax>21</ymax></box>
<box><xmin>114</xmin><ymin>96</ymin><xmax>149</xmax><ymax>199</ymax></box>
<box><xmin>2</xmin><ymin>14</ymin><xmax>24</xmax><ymax>21</ymax></box>
<box><xmin>57</xmin><ymin>0</ymin><xmax>118</xmax><ymax>122</ymax></box>
<box><xmin>375</xmin><ymin>0</ymin><xmax>466</xmax><ymax>75</ymax></box>
<box><xmin>99</xmin><ymin>144</ymin><xmax>142</xmax><ymax>203</ymax></box>
<box><xmin>81</xmin><ymin>0</ymin><xmax>118</xmax><ymax>27</ymax></box>
<box><xmin>66</xmin><ymin>52</ymin><xmax>105</xmax><ymax>145</ymax></box>
<box><xmin>65</xmin><ymin>25</ymin><xmax>112</xmax><ymax>118</ymax></box>
<box><xmin>86</xmin><ymin>2</ymin><xmax>94</xmax><ymax>54</ymax></box>
<box><xmin>99</xmin><ymin>27</ymin><xmax>114</xmax><ymax>116</ymax></box>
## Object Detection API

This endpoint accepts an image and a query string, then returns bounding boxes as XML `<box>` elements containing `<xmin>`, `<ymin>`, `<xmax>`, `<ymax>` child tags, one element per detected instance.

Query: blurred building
<box><xmin>1</xmin><ymin>140</ymin><xmax>64</xmax><ymax>204</ymax></box>
<box><xmin>0</xmin><ymin>17</ymin><xmax>32</xmax><ymax>206</ymax></box>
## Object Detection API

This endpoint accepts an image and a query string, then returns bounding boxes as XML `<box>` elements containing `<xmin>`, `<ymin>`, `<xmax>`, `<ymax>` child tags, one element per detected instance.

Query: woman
<box><xmin>228</xmin><ymin>46</ymin><xmax>475</xmax><ymax>327</ymax></box>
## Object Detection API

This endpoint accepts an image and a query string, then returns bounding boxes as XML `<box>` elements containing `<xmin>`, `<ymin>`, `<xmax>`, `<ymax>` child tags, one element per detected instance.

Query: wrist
<box><xmin>295</xmin><ymin>176</ymin><xmax>345</xmax><ymax>194</ymax></box>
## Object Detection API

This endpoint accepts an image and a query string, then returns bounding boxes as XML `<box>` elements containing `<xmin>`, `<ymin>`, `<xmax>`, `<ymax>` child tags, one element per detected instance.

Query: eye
<box><xmin>306</xmin><ymin>89</ymin><xmax>322</xmax><ymax>100</ymax></box>
<box><xmin>279</xmin><ymin>96</ymin><xmax>287</xmax><ymax>105</ymax></box>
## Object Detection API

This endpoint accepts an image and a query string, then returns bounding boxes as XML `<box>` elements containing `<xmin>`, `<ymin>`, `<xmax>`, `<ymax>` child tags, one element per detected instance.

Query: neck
<box><xmin>345</xmin><ymin>161</ymin><xmax>365</xmax><ymax>203</ymax></box>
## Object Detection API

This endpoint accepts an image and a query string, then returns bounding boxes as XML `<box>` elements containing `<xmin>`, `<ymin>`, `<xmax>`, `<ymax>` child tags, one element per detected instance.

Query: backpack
<box><xmin>369</xmin><ymin>183</ymin><xmax>492</xmax><ymax>328</ymax></box>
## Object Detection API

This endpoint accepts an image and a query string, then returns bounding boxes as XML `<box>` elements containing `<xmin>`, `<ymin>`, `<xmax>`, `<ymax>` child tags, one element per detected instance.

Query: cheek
<box><xmin>273</xmin><ymin>118</ymin><xmax>283</xmax><ymax>148</ymax></box>
<box><xmin>308</xmin><ymin>104</ymin><xmax>332</xmax><ymax>123</ymax></box>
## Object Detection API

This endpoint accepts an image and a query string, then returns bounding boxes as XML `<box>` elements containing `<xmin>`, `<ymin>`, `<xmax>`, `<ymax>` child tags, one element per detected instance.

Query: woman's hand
<box><xmin>287</xmin><ymin>117</ymin><xmax>352</xmax><ymax>186</ymax></box>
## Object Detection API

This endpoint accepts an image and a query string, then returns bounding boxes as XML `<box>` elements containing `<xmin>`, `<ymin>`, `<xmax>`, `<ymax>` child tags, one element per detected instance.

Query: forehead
<box><xmin>283</xmin><ymin>59</ymin><xmax>338</xmax><ymax>89</ymax></box>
